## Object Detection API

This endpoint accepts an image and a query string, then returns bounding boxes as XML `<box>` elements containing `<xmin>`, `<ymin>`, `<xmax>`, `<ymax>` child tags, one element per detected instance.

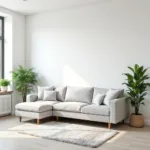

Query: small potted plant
<box><xmin>123</xmin><ymin>64</ymin><xmax>150</xmax><ymax>128</ymax></box>
<box><xmin>0</xmin><ymin>79</ymin><xmax>10</xmax><ymax>92</ymax></box>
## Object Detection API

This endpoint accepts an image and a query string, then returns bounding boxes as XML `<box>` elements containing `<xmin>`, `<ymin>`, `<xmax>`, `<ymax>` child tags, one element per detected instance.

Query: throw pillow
<box><xmin>92</xmin><ymin>94</ymin><xmax>105</xmax><ymax>106</ymax></box>
<box><xmin>103</xmin><ymin>89</ymin><xmax>120</xmax><ymax>106</ymax></box>
<box><xmin>43</xmin><ymin>91</ymin><xmax>56</xmax><ymax>101</ymax></box>
<box><xmin>54</xmin><ymin>86</ymin><xmax>67</xmax><ymax>101</ymax></box>
<box><xmin>111</xmin><ymin>88</ymin><xmax>124</xmax><ymax>98</ymax></box>
<box><xmin>93</xmin><ymin>87</ymin><xmax>108</xmax><ymax>99</ymax></box>
<box><xmin>37</xmin><ymin>86</ymin><xmax>53</xmax><ymax>100</ymax></box>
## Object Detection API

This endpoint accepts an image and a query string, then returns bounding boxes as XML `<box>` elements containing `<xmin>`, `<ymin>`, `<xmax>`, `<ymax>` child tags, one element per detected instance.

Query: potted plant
<box><xmin>11</xmin><ymin>66</ymin><xmax>38</xmax><ymax>102</ymax></box>
<box><xmin>0</xmin><ymin>79</ymin><xmax>10</xmax><ymax>92</ymax></box>
<box><xmin>123</xmin><ymin>64</ymin><xmax>150</xmax><ymax>127</ymax></box>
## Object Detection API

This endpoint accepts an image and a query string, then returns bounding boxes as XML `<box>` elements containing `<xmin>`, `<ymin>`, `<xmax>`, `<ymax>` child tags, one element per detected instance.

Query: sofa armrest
<box><xmin>110</xmin><ymin>97</ymin><xmax>129</xmax><ymax>124</ymax></box>
<box><xmin>27</xmin><ymin>93</ymin><xmax>38</xmax><ymax>102</ymax></box>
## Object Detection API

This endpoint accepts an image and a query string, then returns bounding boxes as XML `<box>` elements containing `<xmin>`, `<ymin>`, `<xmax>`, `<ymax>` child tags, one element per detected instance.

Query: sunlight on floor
<box><xmin>0</xmin><ymin>131</ymin><xmax>36</xmax><ymax>139</ymax></box>
<box><xmin>107</xmin><ymin>131</ymin><xmax>127</xmax><ymax>143</ymax></box>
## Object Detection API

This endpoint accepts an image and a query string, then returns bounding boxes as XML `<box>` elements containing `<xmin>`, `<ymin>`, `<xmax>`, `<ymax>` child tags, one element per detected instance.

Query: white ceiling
<box><xmin>0</xmin><ymin>0</ymin><xmax>100</xmax><ymax>15</ymax></box>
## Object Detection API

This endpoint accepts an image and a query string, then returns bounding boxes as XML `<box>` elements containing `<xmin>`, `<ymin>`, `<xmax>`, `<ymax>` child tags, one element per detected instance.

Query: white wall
<box><xmin>0</xmin><ymin>7</ymin><xmax>25</xmax><ymax>113</ymax></box>
<box><xmin>26</xmin><ymin>0</ymin><xmax>150</xmax><ymax>124</ymax></box>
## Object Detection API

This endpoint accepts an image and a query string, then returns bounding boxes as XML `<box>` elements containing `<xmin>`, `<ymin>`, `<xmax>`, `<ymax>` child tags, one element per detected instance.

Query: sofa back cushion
<box><xmin>65</xmin><ymin>87</ymin><xmax>94</xmax><ymax>104</ymax></box>
<box><xmin>116</xmin><ymin>89</ymin><xmax>124</xmax><ymax>98</ymax></box>
<box><xmin>54</xmin><ymin>86</ymin><xmax>67</xmax><ymax>101</ymax></box>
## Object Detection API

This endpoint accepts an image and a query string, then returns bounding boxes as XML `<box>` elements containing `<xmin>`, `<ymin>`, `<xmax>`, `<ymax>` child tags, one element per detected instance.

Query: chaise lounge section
<box><xmin>15</xmin><ymin>86</ymin><xmax>129</xmax><ymax>128</ymax></box>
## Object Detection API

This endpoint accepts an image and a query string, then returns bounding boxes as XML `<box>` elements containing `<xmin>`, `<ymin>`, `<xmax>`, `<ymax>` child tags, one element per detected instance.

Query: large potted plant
<box><xmin>12</xmin><ymin>66</ymin><xmax>38</xmax><ymax>102</ymax></box>
<box><xmin>123</xmin><ymin>64</ymin><xmax>150</xmax><ymax>127</ymax></box>
<box><xmin>0</xmin><ymin>79</ymin><xmax>10</xmax><ymax>92</ymax></box>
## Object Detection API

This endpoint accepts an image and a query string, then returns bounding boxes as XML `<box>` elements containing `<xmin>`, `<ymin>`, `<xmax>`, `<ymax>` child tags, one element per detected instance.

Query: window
<box><xmin>0</xmin><ymin>17</ymin><xmax>4</xmax><ymax>78</ymax></box>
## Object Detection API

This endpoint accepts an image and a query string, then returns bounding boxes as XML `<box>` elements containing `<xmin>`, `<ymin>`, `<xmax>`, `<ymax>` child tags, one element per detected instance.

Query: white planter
<box><xmin>1</xmin><ymin>86</ymin><xmax>8</xmax><ymax>92</ymax></box>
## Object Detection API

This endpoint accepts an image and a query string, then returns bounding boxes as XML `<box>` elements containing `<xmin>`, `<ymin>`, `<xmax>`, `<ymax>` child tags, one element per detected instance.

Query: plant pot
<box><xmin>130</xmin><ymin>114</ymin><xmax>144</xmax><ymax>128</ymax></box>
<box><xmin>1</xmin><ymin>86</ymin><xmax>8</xmax><ymax>92</ymax></box>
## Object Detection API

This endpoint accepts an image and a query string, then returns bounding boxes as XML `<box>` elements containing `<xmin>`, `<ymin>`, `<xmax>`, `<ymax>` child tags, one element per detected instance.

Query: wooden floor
<box><xmin>0</xmin><ymin>116</ymin><xmax>150</xmax><ymax>150</ymax></box>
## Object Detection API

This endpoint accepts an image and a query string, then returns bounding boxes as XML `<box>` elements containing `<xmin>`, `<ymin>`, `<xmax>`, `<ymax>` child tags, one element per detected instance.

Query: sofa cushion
<box><xmin>65</xmin><ymin>87</ymin><xmax>93</xmax><ymax>104</ymax></box>
<box><xmin>15</xmin><ymin>101</ymin><xmax>59</xmax><ymax>113</ymax></box>
<box><xmin>38</xmin><ymin>86</ymin><xmax>53</xmax><ymax>100</ymax></box>
<box><xmin>81</xmin><ymin>105</ymin><xmax>110</xmax><ymax>116</ymax></box>
<box><xmin>36</xmin><ymin>101</ymin><xmax>60</xmax><ymax>105</ymax></box>
<box><xmin>103</xmin><ymin>89</ymin><xmax>120</xmax><ymax>106</ymax></box>
<box><xmin>92</xmin><ymin>94</ymin><xmax>105</xmax><ymax>106</ymax></box>
<box><xmin>115</xmin><ymin>89</ymin><xmax>124</xmax><ymax>98</ymax></box>
<box><xmin>93</xmin><ymin>87</ymin><xmax>108</xmax><ymax>99</ymax></box>
<box><xmin>54</xmin><ymin>86</ymin><xmax>67</xmax><ymax>101</ymax></box>
<box><xmin>43</xmin><ymin>91</ymin><xmax>57</xmax><ymax>101</ymax></box>
<box><xmin>53</xmin><ymin>102</ymin><xmax>88</xmax><ymax>113</ymax></box>
<box><xmin>93</xmin><ymin>87</ymin><xmax>124</xmax><ymax>99</ymax></box>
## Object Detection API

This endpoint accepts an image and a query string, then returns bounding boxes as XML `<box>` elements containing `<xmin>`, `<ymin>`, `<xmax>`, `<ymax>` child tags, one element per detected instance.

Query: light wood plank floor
<box><xmin>0</xmin><ymin>116</ymin><xmax>150</xmax><ymax>150</ymax></box>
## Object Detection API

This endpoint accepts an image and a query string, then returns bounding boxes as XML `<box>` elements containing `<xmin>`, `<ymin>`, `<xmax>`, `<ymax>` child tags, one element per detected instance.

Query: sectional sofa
<box><xmin>15</xmin><ymin>86</ymin><xmax>129</xmax><ymax>128</ymax></box>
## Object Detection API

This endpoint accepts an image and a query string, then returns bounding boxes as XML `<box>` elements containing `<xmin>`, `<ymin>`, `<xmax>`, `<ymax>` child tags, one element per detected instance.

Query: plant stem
<box><xmin>23</xmin><ymin>95</ymin><xmax>26</xmax><ymax>102</ymax></box>
<box><xmin>135</xmin><ymin>106</ymin><xmax>139</xmax><ymax>115</ymax></box>
<box><xmin>23</xmin><ymin>85</ymin><xmax>27</xmax><ymax>102</ymax></box>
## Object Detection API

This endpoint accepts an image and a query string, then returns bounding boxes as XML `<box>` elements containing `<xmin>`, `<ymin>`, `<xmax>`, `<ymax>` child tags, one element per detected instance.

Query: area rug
<box><xmin>10</xmin><ymin>121</ymin><xmax>118</xmax><ymax>148</ymax></box>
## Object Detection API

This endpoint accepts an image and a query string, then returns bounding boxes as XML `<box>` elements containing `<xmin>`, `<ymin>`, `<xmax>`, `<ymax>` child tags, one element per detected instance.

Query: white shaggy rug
<box><xmin>10</xmin><ymin>122</ymin><xmax>118</xmax><ymax>148</ymax></box>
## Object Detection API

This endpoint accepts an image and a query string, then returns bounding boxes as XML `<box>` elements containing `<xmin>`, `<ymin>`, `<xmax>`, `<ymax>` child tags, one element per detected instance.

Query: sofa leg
<box><xmin>37</xmin><ymin>119</ymin><xmax>40</xmax><ymax>125</ymax></box>
<box><xmin>19</xmin><ymin>117</ymin><xmax>22</xmax><ymax>122</ymax></box>
<box><xmin>56</xmin><ymin>116</ymin><xmax>59</xmax><ymax>121</ymax></box>
<box><xmin>108</xmin><ymin>122</ymin><xmax>111</xmax><ymax>129</ymax></box>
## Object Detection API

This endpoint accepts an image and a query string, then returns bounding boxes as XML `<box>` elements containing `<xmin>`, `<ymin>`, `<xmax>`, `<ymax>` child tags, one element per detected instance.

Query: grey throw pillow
<box><xmin>103</xmin><ymin>89</ymin><xmax>120</xmax><ymax>106</ymax></box>
<box><xmin>43</xmin><ymin>91</ymin><xmax>56</xmax><ymax>101</ymax></box>
<box><xmin>37</xmin><ymin>86</ymin><xmax>53</xmax><ymax>100</ymax></box>
<box><xmin>54</xmin><ymin>86</ymin><xmax>67</xmax><ymax>101</ymax></box>
<box><xmin>92</xmin><ymin>94</ymin><xmax>105</xmax><ymax>106</ymax></box>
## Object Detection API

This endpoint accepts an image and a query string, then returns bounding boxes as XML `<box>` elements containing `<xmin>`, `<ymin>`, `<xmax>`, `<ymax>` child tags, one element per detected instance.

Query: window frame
<box><xmin>0</xmin><ymin>16</ymin><xmax>4</xmax><ymax>78</ymax></box>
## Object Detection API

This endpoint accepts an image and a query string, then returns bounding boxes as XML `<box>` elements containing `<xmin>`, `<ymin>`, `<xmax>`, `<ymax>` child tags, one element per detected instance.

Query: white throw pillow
<box><xmin>43</xmin><ymin>91</ymin><xmax>56</xmax><ymax>101</ymax></box>
<box><xmin>103</xmin><ymin>89</ymin><xmax>120</xmax><ymax>106</ymax></box>
<box><xmin>37</xmin><ymin>86</ymin><xmax>53</xmax><ymax>100</ymax></box>
<box><xmin>92</xmin><ymin>94</ymin><xmax>105</xmax><ymax>106</ymax></box>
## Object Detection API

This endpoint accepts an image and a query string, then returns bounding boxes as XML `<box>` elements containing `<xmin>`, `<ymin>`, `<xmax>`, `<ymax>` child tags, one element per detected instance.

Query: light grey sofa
<box><xmin>15</xmin><ymin>86</ymin><xmax>129</xmax><ymax>128</ymax></box>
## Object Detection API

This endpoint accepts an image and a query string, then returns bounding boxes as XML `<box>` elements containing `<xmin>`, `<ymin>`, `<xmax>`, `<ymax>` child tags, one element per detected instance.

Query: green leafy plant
<box><xmin>0</xmin><ymin>79</ymin><xmax>10</xmax><ymax>86</ymax></box>
<box><xmin>12</xmin><ymin>66</ymin><xmax>38</xmax><ymax>102</ymax></box>
<box><xmin>123</xmin><ymin>64</ymin><xmax>150</xmax><ymax>115</ymax></box>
